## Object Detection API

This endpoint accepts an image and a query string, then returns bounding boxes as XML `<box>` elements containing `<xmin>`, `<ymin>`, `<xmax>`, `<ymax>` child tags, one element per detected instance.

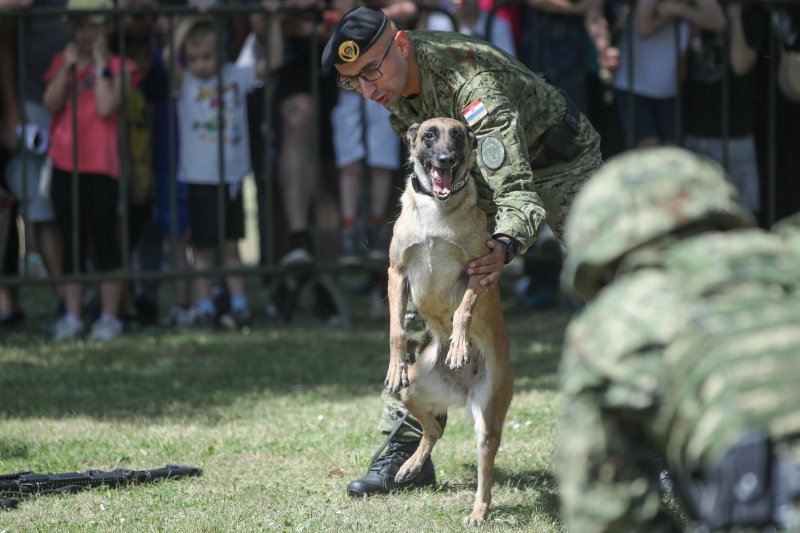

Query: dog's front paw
<box><xmin>384</xmin><ymin>359</ymin><xmax>409</xmax><ymax>394</ymax></box>
<box><xmin>463</xmin><ymin>503</ymin><xmax>488</xmax><ymax>527</ymax></box>
<box><xmin>462</xmin><ymin>514</ymin><xmax>485</xmax><ymax>527</ymax></box>
<box><xmin>445</xmin><ymin>336</ymin><xmax>470</xmax><ymax>369</ymax></box>
<box><xmin>395</xmin><ymin>460</ymin><xmax>421</xmax><ymax>484</ymax></box>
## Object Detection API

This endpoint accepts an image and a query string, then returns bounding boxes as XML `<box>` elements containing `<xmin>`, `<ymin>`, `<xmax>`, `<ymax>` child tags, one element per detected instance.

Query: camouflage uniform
<box><xmin>379</xmin><ymin>31</ymin><xmax>602</xmax><ymax>441</ymax></box>
<box><xmin>388</xmin><ymin>31</ymin><xmax>601</xmax><ymax>244</ymax></box>
<box><xmin>557</xmin><ymin>148</ymin><xmax>800</xmax><ymax>532</ymax></box>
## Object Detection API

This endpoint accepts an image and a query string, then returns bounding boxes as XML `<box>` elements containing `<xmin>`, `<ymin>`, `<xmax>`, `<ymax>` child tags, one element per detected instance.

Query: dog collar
<box><xmin>411</xmin><ymin>171</ymin><xmax>470</xmax><ymax>199</ymax></box>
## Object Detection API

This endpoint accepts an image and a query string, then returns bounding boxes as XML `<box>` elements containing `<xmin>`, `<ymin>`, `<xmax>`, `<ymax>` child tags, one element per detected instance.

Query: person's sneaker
<box><xmin>52</xmin><ymin>315</ymin><xmax>84</xmax><ymax>341</ymax></box>
<box><xmin>366</xmin><ymin>225</ymin><xmax>389</xmax><ymax>262</ymax></box>
<box><xmin>161</xmin><ymin>305</ymin><xmax>194</xmax><ymax>329</ymax></box>
<box><xmin>339</xmin><ymin>227</ymin><xmax>362</xmax><ymax>267</ymax></box>
<box><xmin>280</xmin><ymin>247</ymin><xmax>313</xmax><ymax>267</ymax></box>
<box><xmin>192</xmin><ymin>309</ymin><xmax>217</xmax><ymax>330</ymax></box>
<box><xmin>280</xmin><ymin>231</ymin><xmax>314</xmax><ymax>268</ymax></box>
<box><xmin>347</xmin><ymin>440</ymin><xmax>436</xmax><ymax>497</ymax></box>
<box><xmin>0</xmin><ymin>309</ymin><xmax>25</xmax><ymax>327</ymax></box>
<box><xmin>219</xmin><ymin>308</ymin><xmax>251</xmax><ymax>331</ymax></box>
<box><xmin>87</xmin><ymin>315</ymin><xmax>123</xmax><ymax>342</ymax></box>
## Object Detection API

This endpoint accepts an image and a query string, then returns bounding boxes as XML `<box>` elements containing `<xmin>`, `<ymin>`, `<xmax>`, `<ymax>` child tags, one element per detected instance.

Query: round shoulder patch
<box><xmin>480</xmin><ymin>135</ymin><xmax>506</xmax><ymax>171</ymax></box>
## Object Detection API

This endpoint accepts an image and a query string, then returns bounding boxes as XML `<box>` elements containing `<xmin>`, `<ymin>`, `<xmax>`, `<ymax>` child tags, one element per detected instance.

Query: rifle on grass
<box><xmin>0</xmin><ymin>464</ymin><xmax>201</xmax><ymax>510</ymax></box>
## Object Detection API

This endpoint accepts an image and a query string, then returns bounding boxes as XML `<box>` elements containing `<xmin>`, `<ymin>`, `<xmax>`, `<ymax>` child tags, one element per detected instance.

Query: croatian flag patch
<box><xmin>462</xmin><ymin>99</ymin><xmax>488</xmax><ymax>126</ymax></box>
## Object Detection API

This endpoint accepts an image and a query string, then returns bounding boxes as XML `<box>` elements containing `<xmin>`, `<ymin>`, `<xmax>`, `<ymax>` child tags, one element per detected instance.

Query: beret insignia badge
<box><xmin>338</xmin><ymin>41</ymin><xmax>360</xmax><ymax>62</ymax></box>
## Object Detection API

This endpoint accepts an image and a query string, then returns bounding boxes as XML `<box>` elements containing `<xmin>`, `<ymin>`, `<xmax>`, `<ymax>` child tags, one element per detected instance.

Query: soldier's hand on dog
<box><xmin>467</xmin><ymin>239</ymin><xmax>506</xmax><ymax>287</ymax></box>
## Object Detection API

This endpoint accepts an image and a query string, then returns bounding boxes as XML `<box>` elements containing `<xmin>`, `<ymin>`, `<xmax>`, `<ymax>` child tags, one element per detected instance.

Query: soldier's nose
<box><xmin>358</xmin><ymin>77</ymin><xmax>377</xmax><ymax>98</ymax></box>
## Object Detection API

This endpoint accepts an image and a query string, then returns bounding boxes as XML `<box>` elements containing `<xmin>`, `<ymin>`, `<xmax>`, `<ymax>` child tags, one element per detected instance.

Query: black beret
<box><xmin>321</xmin><ymin>6</ymin><xmax>389</xmax><ymax>70</ymax></box>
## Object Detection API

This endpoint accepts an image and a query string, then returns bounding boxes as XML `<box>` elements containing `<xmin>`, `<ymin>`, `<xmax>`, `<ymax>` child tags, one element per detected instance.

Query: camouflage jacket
<box><xmin>386</xmin><ymin>31</ymin><xmax>601</xmax><ymax>250</ymax></box>
<box><xmin>557</xmin><ymin>229</ymin><xmax>800</xmax><ymax>532</ymax></box>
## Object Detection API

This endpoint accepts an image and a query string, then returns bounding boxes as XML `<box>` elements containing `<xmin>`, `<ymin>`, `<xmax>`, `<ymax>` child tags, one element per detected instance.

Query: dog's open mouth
<box><xmin>427</xmin><ymin>163</ymin><xmax>454</xmax><ymax>200</ymax></box>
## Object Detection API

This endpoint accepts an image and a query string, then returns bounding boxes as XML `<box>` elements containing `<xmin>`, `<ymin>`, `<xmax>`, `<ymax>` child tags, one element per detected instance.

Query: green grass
<box><xmin>0</xmin><ymin>277</ymin><xmax>570</xmax><ymax>531</ymax></box>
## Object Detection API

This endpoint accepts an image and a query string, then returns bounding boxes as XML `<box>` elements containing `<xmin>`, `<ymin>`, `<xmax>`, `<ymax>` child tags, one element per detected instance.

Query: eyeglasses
<box><xmin>337</xmin><ymin>39</ymin><xmax>393</xmax><ymax>91</ymax></box>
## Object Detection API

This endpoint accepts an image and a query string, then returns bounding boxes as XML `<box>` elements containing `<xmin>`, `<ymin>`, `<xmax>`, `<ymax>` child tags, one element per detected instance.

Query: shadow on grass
<box><xmin>0</xmin><ymin>304</ymin><xmax>568</xmax><ymax>421</ymax></box>
<box><xmin>0</xmin><ymin>321</ymin><xmax>391</xmax><ymax>420</ymax></box>
<box><xmin>438</xmin><ymin>468</ymin><xmax>560</xmax><ymax>524</ymax></box>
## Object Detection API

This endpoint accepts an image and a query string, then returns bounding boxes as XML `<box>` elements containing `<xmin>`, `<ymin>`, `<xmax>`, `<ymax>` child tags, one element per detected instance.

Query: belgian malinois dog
<box><xmin>385</xmin><ymin>117</ymin><xmax>513</xmax><ymax>526</ymax></box>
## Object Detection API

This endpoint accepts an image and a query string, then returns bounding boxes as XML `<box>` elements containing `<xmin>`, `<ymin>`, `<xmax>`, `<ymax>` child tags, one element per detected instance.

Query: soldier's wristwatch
<box><xmin>492</xmin><ymin>235</ymin><xmax>519</xmax><ymax>265</ymax></box>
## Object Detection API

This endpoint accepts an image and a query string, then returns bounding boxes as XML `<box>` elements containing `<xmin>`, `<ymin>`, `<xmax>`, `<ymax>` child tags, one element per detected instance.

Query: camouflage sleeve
<box><xmin>557</xmin><ymin>334</ymin><xmax>682</xmax><ymax>533</ymax></box>
<box><xmin>456</xmin><ymin>78</ymin><xmax>547</xmax><ymax>252</ymax></box>
<box><xmin>388</xmin><ymin>112</ymin><xmax>409</xmax><ymax>139</ymax></box>
<box><xmin>557</xmin><ymin>387</ymin><xmax>681</xmax><ymax>533</ymax></box>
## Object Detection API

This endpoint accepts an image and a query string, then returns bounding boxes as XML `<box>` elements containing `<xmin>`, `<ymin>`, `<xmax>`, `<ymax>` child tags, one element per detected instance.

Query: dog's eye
<box><xmin>423</xmin><ymin>131</ymin><xmax>436</xmax><ymax>142</ymax></box>
<box><xmin>451</xmin><ymin>129</ymin><xmax>464</xmax><ymax>140</ymax></box>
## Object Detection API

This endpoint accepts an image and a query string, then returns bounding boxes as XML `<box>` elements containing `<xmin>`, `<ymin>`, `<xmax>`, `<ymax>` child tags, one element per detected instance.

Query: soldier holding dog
<box><xmin>321</xmin><ymin>6</ymin><xmax>602</xmax><ymax>497</ymax></box>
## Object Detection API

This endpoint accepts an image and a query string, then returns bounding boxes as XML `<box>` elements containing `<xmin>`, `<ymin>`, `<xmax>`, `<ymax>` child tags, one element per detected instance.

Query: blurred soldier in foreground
<box><xmin>557</xmin><ymin>147</ymin><xmax>800</xmax><ymax>532</ymax></box>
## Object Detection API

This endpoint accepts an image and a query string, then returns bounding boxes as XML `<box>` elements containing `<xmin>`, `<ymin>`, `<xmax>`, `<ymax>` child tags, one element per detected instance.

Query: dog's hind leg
<box><xmin>446</xmin><ymin>276</ymin><xmax>489</xmax><ymax>370</ymax></box>
<box><xmin>465</xmin><ymin>362</ymin><xmax>513</xmax><ymax>526</ymax></box>
<box><xmin>394</xmin><ymin>399</ymin><xmax>443</xmax><ymax>484</ymax></box>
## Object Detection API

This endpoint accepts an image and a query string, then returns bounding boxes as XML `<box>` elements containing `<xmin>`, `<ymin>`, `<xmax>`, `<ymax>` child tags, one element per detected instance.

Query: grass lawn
<box><xmin>0</xmin><ymin>274</ymin><xmax>570</xmax><ymax>531</ymax></box>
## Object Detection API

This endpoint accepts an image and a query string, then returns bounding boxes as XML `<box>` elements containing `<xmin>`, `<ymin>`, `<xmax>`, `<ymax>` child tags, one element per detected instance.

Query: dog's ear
<box><xmin>405</xmin><ymin>124</ymin><xmax>420</xmax><ymax>146</ymax></box>
<box><xmin>467</xmin><ymin>129</ymin><xmax>477</xmax><ymax>150</ymax></box>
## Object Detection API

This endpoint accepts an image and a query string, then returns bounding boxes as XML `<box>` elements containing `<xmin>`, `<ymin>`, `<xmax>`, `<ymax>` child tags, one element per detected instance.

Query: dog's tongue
<box><xmin>430</xmin><ymin>166</ymin><xmax>453</xmax><ymax>197</ymax></box>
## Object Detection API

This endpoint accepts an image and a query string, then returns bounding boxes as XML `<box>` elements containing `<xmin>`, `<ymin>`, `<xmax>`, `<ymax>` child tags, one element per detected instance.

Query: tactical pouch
<box><xmin>531</xmin><ymin>92</ymin><xmax>582</xmax><ymax>169</ymax></box>
<box><xmin>679</xmin><ymin>430</ymin><xmax>776</xmax><ymax>530</ymax></box>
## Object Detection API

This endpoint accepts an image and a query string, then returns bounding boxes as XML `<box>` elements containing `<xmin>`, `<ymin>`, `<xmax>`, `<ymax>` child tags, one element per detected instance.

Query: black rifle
<box><xmin>0</xmin><ymin>464</ymin><xmax>201</xmax><ymax>510</ymax></box>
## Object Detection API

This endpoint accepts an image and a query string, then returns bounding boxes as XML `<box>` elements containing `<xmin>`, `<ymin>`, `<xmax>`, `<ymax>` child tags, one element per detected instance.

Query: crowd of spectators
<box><xmin>0</xmin><ymin>0</ymin><xmax>798</xmax><ymax>340</ymax></box>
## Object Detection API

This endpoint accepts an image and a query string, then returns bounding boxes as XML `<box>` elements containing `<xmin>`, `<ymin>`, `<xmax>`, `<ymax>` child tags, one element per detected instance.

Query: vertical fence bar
<box><xmin>262</xmin><ymin>9</ymin><xmax>275</xmax><ymax>268</ymax></box>
<box><xmin>16</xmin><ymin>15</ymin><xmax>29</xmax><ymax>276</ymax></box>
<box><xmin>309</xmin><ymin>12</ymin><xmax>320</xmax><ymax>263</ymax></box>
<box><xmin>166</xmin><ymin>14</ymin><xmax>180</xmax><ymax>280</ymax></box>
<box><xmin>767</xmin><ymin>5</ymin><xmax>777</xmax><ymax>225</ymax></box>
<box><xmin>216</xmin><ymin>16</ymin><xmax>226</xmax><ymax>272</ymax></box>
<box><xmin>673</xmin><ymin>20</ymin><xmax>682</xmax><ymax>144</ymax></box>
<box><xmin>721</xmin><ymin>29</ymin><xmax>730</xmax><ymax>171</ymax></box>
<box><xmin>70</xmin><ymin>63</ymin><xmax>80</xmax><ymax>276</ymax></box>
<box><xmin>625</xmin><ymin>11</ymin><xmax>635</xmax><ymax>149</ymax></box>
<box><xmin>118</xmin><ymin>11</ymin><xmax>131</xmax><ymax>273</ymax></box>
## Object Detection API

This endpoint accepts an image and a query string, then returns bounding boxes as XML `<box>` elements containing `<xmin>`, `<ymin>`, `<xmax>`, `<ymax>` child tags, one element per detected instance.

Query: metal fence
<box><xmin>0</xmin><ymin>0</ymin><xmax>796</xmax><ymax>299</ymax></box>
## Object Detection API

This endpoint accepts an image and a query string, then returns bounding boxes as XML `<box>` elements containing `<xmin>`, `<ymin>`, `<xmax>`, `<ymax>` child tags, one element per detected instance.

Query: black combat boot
<box><xmin>347</xmin><ymin>440</ymin><xmax>436</xmax><ymax>497</ymax></box>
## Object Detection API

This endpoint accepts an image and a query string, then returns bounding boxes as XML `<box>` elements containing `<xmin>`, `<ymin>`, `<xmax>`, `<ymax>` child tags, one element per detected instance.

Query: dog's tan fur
<box><xmin>385</xmin><ymin>118</ymin><xmax>513</xmax><ymax>526</ymax></box>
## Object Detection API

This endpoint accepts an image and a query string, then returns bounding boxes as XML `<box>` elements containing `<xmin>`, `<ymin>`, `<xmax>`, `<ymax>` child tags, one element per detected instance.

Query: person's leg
<box><xmin>347</xmin><ymin>297</ymin><xmax>440</xmax><ymax>496</ymax></box>
<box><xmin>85</xmin><ymin>174</ymin><xmax>123</xmax><ymax>341</ymax></box>
<box><xmin>364</xmin><ymin>100</ymin><xmax>399</xmax><ymax>261</ymax></box>
<box><xmin>187</xmin><ymin>184</ymin><xmax>219</xmax><ymax>327</ymax></box>
<box><xmin>220</xmin><ymin>186</ymin><xmax>250</xmax><ymax>330</ymax></box>
<box><xmin>331</xmin><ymin>90</ymin><xmax>367</xmax><ymax>265</ymax></box>
<box><xmin>337</xmin><ymin>162</ymin><xmax>363</xmax><ymax>265</ymax></box>
<box><xmin>0</xmin><ymin>203</ymin><xmax>23</xmax><ymax>325</ymax></box>
<box><xmin>5</xmin><ymin>149</ymin><xmax>64</xmax><ymax>307</ymax></box>
<box><xmin>615</xmin><ymin>90</ymin><xmax>660</xmax><ymax>147</ymax></box>
<box><xmin>365</xmin><ymin>166</ymin><xmax>392</xmax><ymax>261</ymax></box>
<box><xmin>50</xmin><ymin>169</ymin><xmax>86</xmax><ymax>339</ymax></box>
<box><xmin>652</xmin><ymin>96</ymin><xmax>677</xmax><ymax>146</ymax></box>
<box><xmin>278</xmin><ymin>93</ymin><xmax>315</xmax><ymax>265</ymax></box>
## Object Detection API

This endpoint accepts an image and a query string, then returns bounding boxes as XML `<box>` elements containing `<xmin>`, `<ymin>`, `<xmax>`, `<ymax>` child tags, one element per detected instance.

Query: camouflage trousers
<box><xmin>376</xmin><ymin>299</ymin><xmax>449</xmax><ymax>443</ymax></box>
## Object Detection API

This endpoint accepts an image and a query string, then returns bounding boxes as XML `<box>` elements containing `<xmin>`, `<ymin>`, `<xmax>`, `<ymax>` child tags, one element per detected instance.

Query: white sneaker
<box><xmin>52</xmin><ymin>315</ymin><xmax>84</xmax><ymax>341</ymax></box>
<box><xmin>161</xmin><ymin>305</ymin><xmax>193</xmax><ymax>328</ymax></box>
<box><xmin>280</xmin><ymin>248</ymin><xmax>313</xmax><ymax>268</ymax></box>
<box><xmin>87</xmin><ymin>315</ymin><xmax>123</xmax><ymax>342</ymax></box>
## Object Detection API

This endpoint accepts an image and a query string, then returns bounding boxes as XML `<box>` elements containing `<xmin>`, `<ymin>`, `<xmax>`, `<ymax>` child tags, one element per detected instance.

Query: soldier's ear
<box><xmin>405</xmin><ymin>124</ymin><xmax>420</xmax><ymax>146</ymax></box>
